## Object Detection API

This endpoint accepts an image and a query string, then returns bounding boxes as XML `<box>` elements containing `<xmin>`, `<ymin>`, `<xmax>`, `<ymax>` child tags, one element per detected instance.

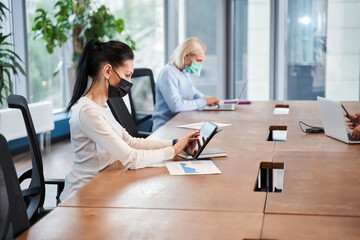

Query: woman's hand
<box><xmin>173</xmin><ymin>130</ymin><xmax>200</xmax><ymax>155</ymax></box>
<box><xmin>186</xmin><ymin>136</ymin><xmax>206</xmax><ymax>156</ymax></box>
<box><xmin>345</xmin><ymin>113</ymin><xmax>360</xmax><ymax>129</ymax></box>
<box><xmin>352</xmin><ymin>125</ymin><xmax>360</xmax><ymax>139</ymax></box>
<box><xmin>206</xmin><ymin>97</ymin><xmax>219</xmax><ymax>106</ymax></box>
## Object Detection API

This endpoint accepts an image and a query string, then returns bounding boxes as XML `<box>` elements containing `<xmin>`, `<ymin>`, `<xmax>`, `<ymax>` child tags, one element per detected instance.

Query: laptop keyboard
<box><xmin>219</xmin><ymin>104</ymin><xmax>235</xmax><ymax>110</ymax></box>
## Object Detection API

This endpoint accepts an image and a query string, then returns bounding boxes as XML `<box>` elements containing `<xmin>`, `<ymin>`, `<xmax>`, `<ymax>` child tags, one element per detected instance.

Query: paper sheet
<box><xmin>166</xmin><ymin>161</ymin><xmax>222</xmax><ymax>175</ymax></box>
<box><xmin>176</xmin><ymin>122</ymin><xmax>232</xmax><ymax>130</ymax></box>
<box><xmin>273</xmin><ymin>108</ymin><xmax>290</xmax><ymax>115</ymax></box>
<box><xmin>272</xmin><ymin>130</ymin><xmax>287</xmax><ymax>141</ymax></box>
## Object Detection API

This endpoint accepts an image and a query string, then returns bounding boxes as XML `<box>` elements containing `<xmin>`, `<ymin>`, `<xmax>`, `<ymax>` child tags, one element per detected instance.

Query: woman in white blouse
<box><xmin>60</xmin><ymin>39</ymin><xmax>199</xmax><ymax>201</ymax></box>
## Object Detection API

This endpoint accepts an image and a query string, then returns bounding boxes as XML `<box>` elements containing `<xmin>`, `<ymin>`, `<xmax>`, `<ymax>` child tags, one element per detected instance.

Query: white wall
<box><xmin>247</xmin><ymin>0</ymin><xmax>270</xmax><ymax>100</ymax></box>
<box><xmin>326</xmin><ymin>0</ymin><xmax>360</xmax><ymax>100</ymax></box>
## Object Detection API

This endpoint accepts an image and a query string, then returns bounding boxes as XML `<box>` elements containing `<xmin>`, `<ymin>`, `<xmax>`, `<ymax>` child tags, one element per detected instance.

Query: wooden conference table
<box><xmin>18</xmin><ymin>101</ymin><xmax>360</xmax><ymax>239</ymax></box>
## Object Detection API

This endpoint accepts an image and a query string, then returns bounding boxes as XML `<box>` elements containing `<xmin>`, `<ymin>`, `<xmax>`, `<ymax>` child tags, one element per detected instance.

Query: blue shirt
<box><xmin>152</xmin><ymin>63</ymin><xmax>207</xmax><ymax>131</ymax></box>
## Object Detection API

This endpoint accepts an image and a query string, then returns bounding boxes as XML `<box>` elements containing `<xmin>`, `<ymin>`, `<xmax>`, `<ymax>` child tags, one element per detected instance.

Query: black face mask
<box><xmin>108</xmin><ymin>68</ymin><xmax>133</xmax><ymax>98</ymax></box>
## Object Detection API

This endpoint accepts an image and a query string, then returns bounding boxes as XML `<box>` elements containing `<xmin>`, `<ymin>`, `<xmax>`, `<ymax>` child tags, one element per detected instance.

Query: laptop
<box><xmin>203</xmin><ymin>79</ymin><xmax>248</xmax><ymax>111</ymax></box>
<box><xmin>177</xmin><ymin>121</ymin><xmax>227</xmax><ymax>160</ymax></box>
<box><xmin>203</xmin><ymin>104</ymin><xmax>236</xmax><ymax>111</ymax></box>
<box><xmin>317</xmin><ymin>96</ymin><xmax>360</xmax><ymax>144</ymax></box>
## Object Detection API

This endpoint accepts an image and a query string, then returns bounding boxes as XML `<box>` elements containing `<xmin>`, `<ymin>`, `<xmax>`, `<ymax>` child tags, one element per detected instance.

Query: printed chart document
<box><xmin>166</xmin><ymin>161</ymin><xmax>222</xmax><ymax>175</ymax></box>
<box><xmin>273</xmin><ymin>107</ymin><xmax>290</xmax><ymax>115</ymax></box>
<box><xmin>177</xmin><ymin>122</ymin><xmax>231</xmax><ymax>130</ymax></box>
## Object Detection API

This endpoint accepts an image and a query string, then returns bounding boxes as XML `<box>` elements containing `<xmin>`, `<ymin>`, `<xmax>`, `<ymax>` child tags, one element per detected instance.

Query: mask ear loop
<box><xmin>82</xmin><ymin>76</ymin><xmax>93</xmax><ymax>96</ymax></box>
<box><xmin>195</xmin><ymin>67</ymin><xmax>202</xmax><ymax>77</ymax></box>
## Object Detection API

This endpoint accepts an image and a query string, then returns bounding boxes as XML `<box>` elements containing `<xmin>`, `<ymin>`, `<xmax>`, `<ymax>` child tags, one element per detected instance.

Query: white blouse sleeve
<box><xmin>121</xmin><ymin>129</ymin><xmax>173</xmax><ymax>150</ymax></box>
<box><xmin>78</xmin><ymin>105</ymin><xmax>175</xmax><ymax>169</ymax></box>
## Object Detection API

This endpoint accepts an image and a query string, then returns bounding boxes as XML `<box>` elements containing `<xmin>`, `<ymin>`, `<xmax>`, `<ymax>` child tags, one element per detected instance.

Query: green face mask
<box><xmin>185</xmin><ymin>61</ymin><xmax>202</xmax><ymax>74</ymax></box>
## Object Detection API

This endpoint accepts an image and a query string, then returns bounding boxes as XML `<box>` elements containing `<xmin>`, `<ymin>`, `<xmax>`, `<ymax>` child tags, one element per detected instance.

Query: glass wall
<box><xmin>231</xmin><ymin>0</ymin><xmax>271</xmax><ymax>100</ymax></box>
<box><xmin>231</xmin><ymin>0</ymin><xmax>359</xmax><ymax>101</ymax></box>
<box><xmin>232</xmin><ymin>0</ymin><xmax>248</xmax><ymax>100</ymax></box>
<box><xmin>178</xmin><ymin>0</ymin><xmax>225</xmax><ymax>99</ymax></box>
<box><xmin>12</xmin><ymin>0</ymin><xmax>360</xmax><ymax>110</ymax></box>
<box><xmin>0</xmin><ymin>0</ymin><xmax>13</xmax><ymax>102</ymax></box>
<box><xmin>286</xmin><ymin>0</ymin><xmax>360</xmax><ymax>101</ymax></box>
<box><xmin>26</xmin><ymin>0</ymin><xmax>65</xmax><ymax>109</ymax></box>
<box><xmin>104</xmin><ymin>0</ymin><xmax>164</xmax><ymax>79</ymax></box>
<box><xmin>287</xmin><ymin>0</ymin><xmax>327</xmax><ymax>100</ymax></box>
<box><xmin>23</xmin><ymin>0</ymin><xmax>165</xmax><ymax>110</ymax></box>
<box><xmin>326</xmin><ymin>0</ymin><xmax>360</xmax><ymax>100</ymax></box>
<box><xmin>1</xmin><ymin>1</ymin><xmax>11</xmax><ymax>44</ymax></box>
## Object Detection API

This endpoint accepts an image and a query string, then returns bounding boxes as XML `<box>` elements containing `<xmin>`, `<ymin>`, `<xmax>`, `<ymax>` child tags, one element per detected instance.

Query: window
<box><xmin>231</xmin><ymin>0</ymin><xmax>360</xmax><ymax>101</ymax></box>
<box><xmin>12</xmin><ymin>0</ymin><xmax>360</xmax><ymax>108</ymax></box>
<box><xmin>287</xmin><ymin>0</ymin><xmax>327</xmax><ymax>100</ymax></box>
<box><xmin>178</xmin><ymin>0</ymin><xmax>226</xmax><ymax>99</ymax></box>
<box><xmin>282</xmin><ymin>0</ymin><xmax>360</xmax><ymax>100</ymax></box>
<box><xmin>26</xmin><ymin>0</ymin><xmax>67</xmax><ymax>109</ymax></box>
<box><xmin>24</xmin><ymin>0</ymin><xmax>165</xmax><ymax>110</ymax></box>
<box><xmin>1</xmin><ymin>1</ymin><xmax>11</xmax><ymax>43</ymax></box>
<box><xmin>104</xmin><ymin>0</ymin><xmax>165</xmax><ymax>79</ymax></box>
<box><xmin>231</xmin><ymin>0</ymin><xmax>271</xmax><ymax>100</ymax></box>
<box><xmin>325</xmin><ymin>0</ymin><xmax>360</xmax><ymax>100</ymax></box>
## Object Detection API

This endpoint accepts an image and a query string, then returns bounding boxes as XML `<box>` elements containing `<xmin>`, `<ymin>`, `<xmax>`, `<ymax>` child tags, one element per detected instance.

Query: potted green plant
<box><xmin>0</xmin><ymin>3</ymin><xmax>26</xmax><ymax>106</ymax></box>
<box><xmin>32</xmin><ymin>0</ymin><xmax>135</xmax><ymax>73</ymax></box>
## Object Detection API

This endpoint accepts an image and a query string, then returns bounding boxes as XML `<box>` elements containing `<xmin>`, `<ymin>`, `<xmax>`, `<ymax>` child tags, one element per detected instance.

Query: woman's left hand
<box><xmin>186</xmin><ymin>136</ymin><xmax>205</xmax><ymax>156</ymax></box>
<box><xmin>173</xmin><ymin>130</ymin><xmax>200</xmax><ymax>154</ymax></box>
<box><xmin>206</xmin><ymin>97</ymin><xmax>219</xmax><ymax>106</ymax></box>
<box><xmin>352</xmin><ymin>125</ymin><xmax>360</xmax><ymax>139</ymax></box>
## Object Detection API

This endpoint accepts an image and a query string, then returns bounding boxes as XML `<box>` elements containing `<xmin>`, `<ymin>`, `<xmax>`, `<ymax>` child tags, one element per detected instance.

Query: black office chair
<box><xmin>7</xmin><ymin>94</ymin><xmax>65</xmax><ymax>224</ymax></box>
<box><xmin>128</xmin><ymin>68</ymin><xmax>156</xmax><ymax>132</ymax></box>
<box><xmin>0</xmin><ymin>134</ymin><xmax>30</xmax><ymax>239</ymax></box>
<box><xmin>107</xmin><ymin>97</ymin><xmax>150</xmax><ymax>138</ymax></box>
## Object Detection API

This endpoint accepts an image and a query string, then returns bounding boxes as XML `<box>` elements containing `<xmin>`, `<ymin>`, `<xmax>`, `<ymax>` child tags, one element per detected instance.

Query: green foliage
<box><xmin>0</xmin><ymin>3</ymin><xmax>26</xmax><ymax>106</ymax></box>
<box><xmin>32</xmin><ymin>0</ymin><xmax>136</xmax><ymax>67</ymax></box>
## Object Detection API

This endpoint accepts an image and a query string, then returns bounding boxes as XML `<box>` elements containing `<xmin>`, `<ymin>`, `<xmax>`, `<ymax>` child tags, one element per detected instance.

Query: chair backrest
<box><xmin>7</xmin><ymin>94</ymin><xmax>45</xmax><ymax>223</ymax></box>
<box><xmin>128</xmin><ymin>68</ymin><xmax>155</xmax><ymax>131</ymax></box>
<box><xmin>0</xmin><ymin>134</ymin><xmax>29</xmax><ymax>239</ymax></box>
<box><xmin>107</xmin><ymin>97</ymin><xmax>140</xmax><ymax>138</ymax></box>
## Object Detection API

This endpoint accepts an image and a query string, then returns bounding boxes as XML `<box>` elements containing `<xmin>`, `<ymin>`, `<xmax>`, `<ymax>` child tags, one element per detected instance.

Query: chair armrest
<box><xmin>44</xmin><ymin>178</ymin><xmax>65</xmax><ymax>185</ymax></box>
<box><xmin>138</xmin><ymin>131</ymin><xmax>151</xmax><ymax>138</ymax></box>
<box><xmin>18</xmin><ymin>168</ymin><xmax>32</xmax><ymax>184</ymax></box>
<box><xmin>136</xmin><ymin>114</ymin><xmax>152</xmax><ymax>125</ymax></box>
<box><xmin>22</xmin><ymin>186</ymin><xmax>41</xmax><ymax>198</ymax></box>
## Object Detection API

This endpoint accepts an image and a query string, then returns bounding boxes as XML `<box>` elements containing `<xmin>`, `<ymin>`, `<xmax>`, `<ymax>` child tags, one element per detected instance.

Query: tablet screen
<box><xmin>190</xmin><ymin>121</ymin><xmax>218</xmax><ymax>159</ymax></box>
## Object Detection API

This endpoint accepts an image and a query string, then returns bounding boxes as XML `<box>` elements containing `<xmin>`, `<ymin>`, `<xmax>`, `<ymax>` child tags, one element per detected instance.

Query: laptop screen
<box><xmin>317</xmin><ymin>96</ymin><xmax>360</xmax><ymax>143</ymax></box>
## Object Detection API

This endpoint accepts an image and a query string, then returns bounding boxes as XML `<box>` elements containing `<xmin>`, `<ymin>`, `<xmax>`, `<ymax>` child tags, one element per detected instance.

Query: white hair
<box><xmin>171</xmin><ymin>37</ymin><xmax>207</xmax><ymax>69</ymax></box>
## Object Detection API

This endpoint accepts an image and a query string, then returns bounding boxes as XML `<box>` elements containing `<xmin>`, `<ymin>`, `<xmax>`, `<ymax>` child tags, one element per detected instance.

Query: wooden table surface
<box><xmin>61</xmin><ymin>151</ymin><xmax>270</xmax><ymax>212</ymax></box>
<box><xmin>262</xmin><ymin>214</ymin><xmax>360</xmax><ymax>240</ymax></box>
<box><xmin>17</xmin><ymin>207</ymin><xmax>264</xmax><ymax>240</ymax></box>
<box><xmin>267</xmin><ymin>151</ymin><xmax>360</xmax><ymax>216</ymax></box>
<box><xmin>17</xmin><ymin>101</ymin><xmax>360</xmax><ymax>239</ymax></box>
